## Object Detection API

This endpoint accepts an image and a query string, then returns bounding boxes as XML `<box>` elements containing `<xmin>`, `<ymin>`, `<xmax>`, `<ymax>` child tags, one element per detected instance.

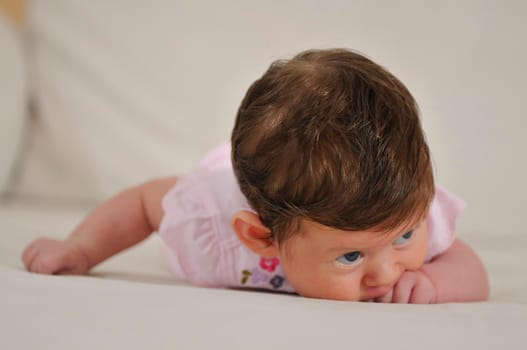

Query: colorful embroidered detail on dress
<box><xmin>240</xmin><ymin>258</ymin><xmax>286</xmax><ymax>289</ymax></box>
<box><xmin>270</xmin><ymin>275</ymin><xmax>285</xmax><ymax>289</ymax></box>
<box><xmin>249</xmin><ymin>268</ymin><xmax>269</xmax><ymax>283</ymax></box>
<box><xmin>259</xmin><ymin>257</ymin><xmax>280</xmax><ymax>272</ymax></box>
<box><xmin>241</xmin><ymin>269</ymin><xmax>252</xmax><ymax>285</ymax></box>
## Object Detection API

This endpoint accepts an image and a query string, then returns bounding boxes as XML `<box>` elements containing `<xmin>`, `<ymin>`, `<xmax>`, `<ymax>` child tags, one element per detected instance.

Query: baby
<box><xmin>22</xmin><ymin>48</ymin><xmax>489</xmax><ymax>303</ymax></box>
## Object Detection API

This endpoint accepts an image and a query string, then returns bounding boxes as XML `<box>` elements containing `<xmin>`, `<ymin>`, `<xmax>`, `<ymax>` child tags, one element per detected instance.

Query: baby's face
<box><xmin>278</xmin><ymin>218</ymin><xmax>428</xmax><ymax>301</ymax></box>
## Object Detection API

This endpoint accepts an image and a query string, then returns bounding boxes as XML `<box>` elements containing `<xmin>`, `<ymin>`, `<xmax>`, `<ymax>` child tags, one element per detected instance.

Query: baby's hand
<box><xmin>375</xmin><ymin>270</ymin><xmax>437</xmax><ymax>304</ymax></box>
<box><xmin>22</xmin><ymin>238</ymin><xmax>90</xmax><ymax>275</ymax></box>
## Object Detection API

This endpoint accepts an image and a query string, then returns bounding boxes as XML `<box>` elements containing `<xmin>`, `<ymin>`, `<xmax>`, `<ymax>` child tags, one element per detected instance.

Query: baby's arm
<box><xmin>22</xmin><ymin>177</ymin><xmax>177</xmax><ymax>275</ymax></box>
<box><xmin>419</xmin><ymin>239</ymin><xmax>489</xmax><ymax>302</ymax></box>
<box><xmin>378</xmin><ymin>239</ymin><xmax>489</xmax><ymax>303</ymax></box>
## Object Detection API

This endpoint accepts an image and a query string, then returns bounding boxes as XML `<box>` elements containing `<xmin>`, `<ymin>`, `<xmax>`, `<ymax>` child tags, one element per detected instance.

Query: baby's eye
<box><xmin>393</xmin><ymin>230</ymin><xmax>414</xmax><ymax>246</ymax></box>
<box><xmin>336</xmin><ymin>251</ymin><xmax>363</xmax><ymax>266</ymax></box>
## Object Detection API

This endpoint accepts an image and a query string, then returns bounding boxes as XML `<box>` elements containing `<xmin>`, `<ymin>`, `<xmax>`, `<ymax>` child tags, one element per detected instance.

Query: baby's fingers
<box><xmin>374</xmin><ymin>288</ymin><xmax>393</xmax><ymax>303</ymax></box>
<box><xmin>31</xmin><ymin>251</ymin><xmax>68</xmax><ymax>274</ymax></box>
<box><xmin>391</xmin><ymin>273</ymin><xmax>416</xmax><ymax>303</ymax></box>
<box><xmin>22</xmin><ymin>238</ymin><xmax>46</xmax><ymax>270</ymax></box>
<box><xmin>22</xmin><ymin>238</ymin><xmax>67</xmax><ymax>274</ymax></box>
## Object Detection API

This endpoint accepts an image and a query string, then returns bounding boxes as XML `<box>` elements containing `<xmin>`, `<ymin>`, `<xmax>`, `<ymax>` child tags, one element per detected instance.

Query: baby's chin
<box><xmin>294</xmin><ymin>286</ymin><xmax>393</xmax><ymax>302</ymax></box>
<box><xmin>293</xmin><ymin>287</ymin><xmax>362</xmax><ymax>302</ymax></box>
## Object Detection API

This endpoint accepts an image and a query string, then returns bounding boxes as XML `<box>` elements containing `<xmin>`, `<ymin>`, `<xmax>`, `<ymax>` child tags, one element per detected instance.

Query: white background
<box><xmin>11</xmin><ymin>0</ymin><xmax>527</xmax><ymax>238</ymax></box>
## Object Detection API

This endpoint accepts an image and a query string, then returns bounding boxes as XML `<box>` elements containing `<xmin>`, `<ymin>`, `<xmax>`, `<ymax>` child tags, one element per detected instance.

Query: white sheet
<box><xmin>1</xmin><ymin>202</ymin><xmax>526</xmax><ymax>349</ymax></box>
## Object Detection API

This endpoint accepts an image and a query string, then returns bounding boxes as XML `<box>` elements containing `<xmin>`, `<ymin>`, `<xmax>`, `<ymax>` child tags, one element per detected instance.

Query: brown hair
<box><xmin>231</xmin><ymin>48</ymin><xmax>434</xmax><ymax>245</ymax></box>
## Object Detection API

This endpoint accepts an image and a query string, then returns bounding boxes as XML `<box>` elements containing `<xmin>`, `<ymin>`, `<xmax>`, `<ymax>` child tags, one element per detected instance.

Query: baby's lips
<box><xmin>363</xmin><ymin>285</ymin><xmax>394</xmax><ymax>302</ymax></box>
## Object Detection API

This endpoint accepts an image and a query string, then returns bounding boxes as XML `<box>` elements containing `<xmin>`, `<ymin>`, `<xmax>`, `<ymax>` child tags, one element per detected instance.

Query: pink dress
<box><xmin>158</xmin><ymin>144</ymin><xmax>466</xmax><ymax>293</ymax></box>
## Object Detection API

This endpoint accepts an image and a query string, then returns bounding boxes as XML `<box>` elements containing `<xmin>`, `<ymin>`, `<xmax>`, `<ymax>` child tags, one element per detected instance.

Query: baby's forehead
<box><xmin>295</xmin><ymin>217</ymin><xmax>421</xmax><ymax>243</ymax></box>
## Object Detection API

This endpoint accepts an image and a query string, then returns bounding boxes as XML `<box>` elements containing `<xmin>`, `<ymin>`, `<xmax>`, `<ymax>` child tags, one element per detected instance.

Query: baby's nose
<box><xmin>363</xmin><ymin>258</ymin><xmax>401</xmax><ymax>288</ymax></box>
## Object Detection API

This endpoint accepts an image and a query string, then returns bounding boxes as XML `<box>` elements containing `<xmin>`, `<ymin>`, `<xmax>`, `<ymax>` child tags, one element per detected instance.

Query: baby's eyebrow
<box><xmin>326</xmin><ymin>245</ymin><xmax>360</xmax><ymax>255</ymax></box>
<box><xmin>386</xmin><ymin>222</ymin><xmax>421</xmax><ymax>240</ymax></box>
<box><xmin>393</xmin><ymin>216</ymin><xmax>424</xmax><ymax>233</ymax></box>
<box><xmin>325</xmin><ymin>235</ymin><xmax>384</xmax><ymax>254</ymax></box>
<box><xmin>326</xmin><ymin>222</ymin><xmax>423</xmax><ymax>254</ymax></box>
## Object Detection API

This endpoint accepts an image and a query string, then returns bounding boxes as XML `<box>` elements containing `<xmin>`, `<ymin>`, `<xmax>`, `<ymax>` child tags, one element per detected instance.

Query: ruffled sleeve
<box><xmin>158</xmin><ymin>174</ymin><xmax>225</xmax><ymax>287</ymax></box>
<box><xmin>425</xmin><ymin>185</ymin><xmax>467</xmax><ymax>261</ymax></box>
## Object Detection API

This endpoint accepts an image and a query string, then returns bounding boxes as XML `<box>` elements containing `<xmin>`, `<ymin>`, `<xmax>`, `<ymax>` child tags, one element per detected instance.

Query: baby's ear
<box><xmin>231</xmin><ymin>211</ymin><xmax>278</xmax><ymax>258</ymax></box>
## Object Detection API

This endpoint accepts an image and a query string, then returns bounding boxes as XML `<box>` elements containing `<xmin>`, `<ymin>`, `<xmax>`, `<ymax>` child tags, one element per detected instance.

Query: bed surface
<box><xmin>1</xmin><ymin>201</ymin><xmax>526</xmax><ymax>349</ymax></box>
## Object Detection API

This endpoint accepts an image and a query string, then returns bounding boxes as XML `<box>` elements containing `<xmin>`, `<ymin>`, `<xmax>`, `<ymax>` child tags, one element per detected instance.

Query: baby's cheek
<box><xmin>280</xmin><ymin>265</ymin><xmax>325</xmax><ymax>298</ymax></box>
<box><xmin>289</xmin><ymin>269</ymin><xmax>361</xmax><ymax>301</ymax></box>
<box><xmin>281</xmin><ymin>262</ymin><xmax>358</xmax><ymax>300</ymax></box>
<box><xmin>319</xmin><ymin>276</ymin><xmax>362</xmax><ymax>301</ymax></box>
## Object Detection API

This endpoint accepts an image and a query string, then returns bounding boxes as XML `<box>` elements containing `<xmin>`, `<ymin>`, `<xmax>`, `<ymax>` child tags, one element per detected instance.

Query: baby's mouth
<box><xmin>361</xmin><ymin>285</ymin><xmax>394</xmax><ymax>301</ymax></box>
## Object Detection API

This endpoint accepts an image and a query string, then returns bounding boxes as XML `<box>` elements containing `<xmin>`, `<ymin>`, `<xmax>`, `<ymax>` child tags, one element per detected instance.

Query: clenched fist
<box><xmin>22</xmin><ymin>238</ymin><xmax>90</xmax><ymax>275</ymax></box>
<box><xmin>375</xmin><ymin>269</ymin><xmax>437</xmax><ymax>304</ymax></box>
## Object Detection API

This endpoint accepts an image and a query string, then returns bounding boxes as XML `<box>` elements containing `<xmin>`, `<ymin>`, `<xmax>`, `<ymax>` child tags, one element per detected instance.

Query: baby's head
<box><xmin>230</xmin><ymin>48</ymin><xmax>434</xmax><ymax>301</ymax></box>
